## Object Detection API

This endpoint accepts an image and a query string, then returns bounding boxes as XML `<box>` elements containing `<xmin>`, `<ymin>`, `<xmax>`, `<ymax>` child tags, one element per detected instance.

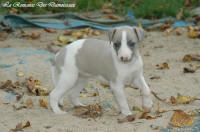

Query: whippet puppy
<box><xmin>50</xmin><ymin>26</ymin><xmax>152</xmax><ymax>115</ymax></box>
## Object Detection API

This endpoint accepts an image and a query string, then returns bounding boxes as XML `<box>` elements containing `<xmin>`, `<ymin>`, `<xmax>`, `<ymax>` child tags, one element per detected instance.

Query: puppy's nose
<box><xmin>120</xmin><ymin>56</ymin><xmax>128</xmax><ymax>62</ymax></box>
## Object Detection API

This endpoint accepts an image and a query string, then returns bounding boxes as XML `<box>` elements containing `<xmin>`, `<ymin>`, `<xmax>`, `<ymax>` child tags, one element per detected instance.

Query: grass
<box><xmin>0</xmin><ymin>0</ymin><xmax>199</xmax><ymax>19</ymax></box>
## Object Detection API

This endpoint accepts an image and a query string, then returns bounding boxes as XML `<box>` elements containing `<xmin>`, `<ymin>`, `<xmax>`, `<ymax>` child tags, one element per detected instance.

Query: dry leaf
<box><xmin>145</xmin><ymin>23</ymin><xmax>162</xmax><ymax>31</ymax></box>
<box><xmin>170</xmin><ymin>110</ymin><xmax>194</xmax><ymax>127</ymax></box>
<box><xmin>150</xmin><ymin>75</ymin><xmax>160</xmax><ymax>80</ymax></box>
<box><xmin>0</xmin><ymin>31</ymin><xmax>8</xmax><ymax>41</ymax></box>
<box><xmin>132</xmin><ymin>106</ymin><xmax>143</xmax><ymax>112</ymax></box>
<box><xmin>63</xmin><ymin>30</ymin><xmax>72</xmax><ymax>36</ymax></box>
<box><xmin>11</xmin><ymin>121</ymin><xmax>31</xmax><ymax>132</ymax></box>
<box><xmin>164</xmin><ymin>28</ymin><xmax>176</xmax><ymax>35</ymax></box>
<box><xmin>100</xmin><ymin>83</ymin><xmax>109</xmax><ymax>88</ymax></box>
<box><xmin>24</xmin><ymin>98</ymin><xmax>33</xmax><ymax>109</ymax></box>
<box><xmin>117</xmin><ymin>114</ymin><xmax>136</xmax><ymax>123</ymax></box>
<box><xmin>188</xmin><ymin>29</ymin><xmax>197</xmax><ymax>38</ymax></box>
<box><xmin>92</xmin><ymin>30</ymin><xmax>100</xmax><ymax>36</ymax></box>
<box><xmin>171</xmin><ymin>96</ymin><xmax>176</xmax><ymax>104</ymax></box>
<box><xmin>156</xmin><ymin>62</ymin><xmax>169</xmax><ymax>69</ymax></box>
<box><xmin>183</xmin><ymin>54</ymin><xmax>200</xmax><ymax>62</ymax></box>
<box><xmin>57</xmin><ymin>36</ymin><xmax>73</xmax><ymax>45</ymax></box>
<box><xmin>44</xmin><ymin>28</ymin><xmax>57</xmax><ymax>33</ymax></box>
<box><xmin>0</xmin><ymin>80</ymin><xmax>12</xmax><ymax>89</ymax></box>
<box><xmin>16</xmin><ymin>71</ymin><xmax>24</xmax><ymax>77</ymax></box>
<box><xmin>183</xmin><ymin>67</ymin><xmax>196</xmax><ymax>73</ymax></box>
<box><xmin>72</xmin><ymin>32</ymin><xmax>83</xmax><ymax>38</ymax></box>
<box><xmin>39</xmin><ymin>98</ymin><xmax>48</xmax><ymax>108</ymax></box>
<box><xmin>73</xmin><ymin>104</ymin><xmax>102</xmax><ymax>119</ymax></box>
<box><xmin>176</xmin><ymin>8</ymin><xmax>183</xmax><ymax>20</ymax></box>
<box><xmin>11</xmin><ymin>123</ymin><xmax>23</xmax><ymax>132</ymax></box>
<box><xmin>161</xmin><ymin>21</ymin><xmax>174</xmax><ymax>31</ymax></box>
<box><xmin>34</xmin><ymin>85</ymin><xmax>49</xmax><ymax>96</ymax></box>
<box><xmin>28</xmin><ymin>32</ymin><xmax>40</xmax><ymax>40</ymax></box>
<box><xmin>176</xmin><ymin>93</ymin><xmax>197</xmax><ymax>104</ymax></box>
<box><xmin>23</xmin><ymin>121</ymin><xmax>31</xmax><ymax>128</ymax></box>
<box><xmin>108</xmin><ymin>14</ymin><xmax>119</xmax><ymax>20</ymax></box>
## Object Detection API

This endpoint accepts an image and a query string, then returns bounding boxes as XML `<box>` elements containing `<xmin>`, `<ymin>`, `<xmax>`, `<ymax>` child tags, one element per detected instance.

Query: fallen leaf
<box><xmin>170</xmin><ymin>110</ymin><xmax>194</xmax><ymax>127</ymax></box>
<box><xmin>161</xmin><ymin>21</ymin><xmax>174</xmax><ymax>31</ymax></box>
<box><xmin>39</xmin><ymin>98</ymin><xmax>48</xmax><ymax>108</ymax></box>
<box><xmin>183</xmin><ymin>54</ymin><xmax>200</xmax><ymax>62</ymax></box>
<box><xmin>92</xmin><ymin>30</ymin><xmax>100</xmax><ymax>36</ymax></box>
<box><xmin>183</xmin><ymin>67</ymin><xmax>196</xmax><ymax>73</ymax></box>
<box><xmin>34</xmin><ymin>85</ymin><xmax>50</xmax><ymax>96</ymax></box>
<box><xmin>171</xmin><ymin>96</ymin><xmax>176</xmax><ymax>104</ymax></box>
<box><xmin>44</xmin><ymin>28</ymin><xmax>57</xmax><ymax>33</ymax></box>
<box><xmin>132</xmin><ymin>106</ymin><xmax>143</xmax><ymax>112</ymax></box>
<box><xmin>176</xmin><ymin>8</ymin><xmax>183</xmax><ymax>20</ymax></box>
<box><xmin>56</xmin><ymin>36</ymin><xmax>74</xmax><ymax>45</ymax></box>
<box><xmin>108</xmin><ymin>14</ymin><xmax>119</xmax><ymax>20</ymax></box>
<box><xmin>71</xmin><ymin>32</ymin><xmax>83</xmax><ymax>38</ymax></box>
<box><xmin>73</xmin><ymin>104</ymin><xmax>102</xmax><ymax>119</ymax></box>
<box><xmin>145</xmin><ymin>23</ymin><xmax>162</xmax><ymax>31</ymax></box>
<box><xmin>16</xmin><ymin>71</ymin><xmax>24</xmax><ymax>77</ymax></box>
<box><xmin>11</xmin><ymin>123</ymin><xmax>23</xmax><ymax>132</ymax></box>
<box><xmin>150</xmin><ymin>125</ymin><xmax>160</xmax><ymax>130</ymax></box>
<box><xmin>24</xmin><ymin>98</ymin><xmax>33</xmax><ymax>109</ymax></box>
<box><xmin>156</xmin><ymin>62</ymin><xmax>169</xmax><ymax>69</ymax></box>
<box><xmin>164</xmin><ymin>28</ymin><xmax>176</xmax><ymax>35</ymax></box>
<box><xmin>11</xmin><ymin>121</ymin><xmax>31</xmax><ymax>132</ymax></box>
<box><xmin>150</xmin><ymin>75</ymin><xmax>160</xmax><ymax>80</ymax></box>
<box><xmin>100</xmin><ymin>83</ymin><xmax>110</xmax><ymax>88</ymax></box>
<box><xmin>63</xmin><ymin>30</ymin><xmax>72</xmax><ymax>36</ymax></box>
<box><xmin>0</xmin><ymin>80</ymin><xmax>12</xmax><ymax>89</ymax></box>
<box><xmin>23</xmin><ymin>121</ymin><xmax>31</xmax><ymax>128</ymax></box>
<box><xmin>117</xmin><ymin>114</ymin><xmax>136</xmax><ymax>123</ymax></box>
<box><xmin>188</xmin><ymin>29</ymin><xmax>197</xmax><ymax>38</ymax></box>
<box><xmin>176</xmin><ymin>93</ymin><xmax>198</xmax><ymax>104</ymax></box>
<box><xmin>28</xmin><ymin>32</ymin><xmax>40</xmax><ymax>40</ymax></box>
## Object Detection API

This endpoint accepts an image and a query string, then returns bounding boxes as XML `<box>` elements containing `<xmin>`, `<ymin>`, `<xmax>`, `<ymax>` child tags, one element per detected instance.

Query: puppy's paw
<box><xmin>54</xmin><ymin>110</ymin><xmax>67</xmax><ymax>115</ymax></box>
<box><xmin>142</xmin><ymin>95</ymin><xmax>153</xmax><ymax>112</ymax></box>
<box><xmin>121</xmin><ymin>109</ymin><xmax>132</xmax><ymax>116</ymax></box>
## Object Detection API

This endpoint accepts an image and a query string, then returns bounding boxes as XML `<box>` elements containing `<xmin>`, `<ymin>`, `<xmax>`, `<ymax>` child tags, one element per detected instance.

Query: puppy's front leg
<box><xmin>133</xmin><ymin>75</ymin><xmax>152</xmax><ymax>112</ymax></box>
<box><xmin>110</xmin><ymin>82</ymin><xmax>132</xmax><ymax>115</ymax></box>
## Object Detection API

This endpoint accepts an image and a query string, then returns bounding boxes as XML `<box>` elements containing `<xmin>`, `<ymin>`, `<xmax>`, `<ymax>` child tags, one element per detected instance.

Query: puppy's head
<box><xmin>108</xmin><ymin>26</ymin><xmax>145</xmax><ymax>63</ymax></box>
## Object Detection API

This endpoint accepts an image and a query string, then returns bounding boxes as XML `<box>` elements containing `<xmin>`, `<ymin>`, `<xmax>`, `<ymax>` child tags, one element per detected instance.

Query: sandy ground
<box><xmin>0</xmin><ymin>27</ymin><xmax>200</xmax><ymax>132</ymax></box>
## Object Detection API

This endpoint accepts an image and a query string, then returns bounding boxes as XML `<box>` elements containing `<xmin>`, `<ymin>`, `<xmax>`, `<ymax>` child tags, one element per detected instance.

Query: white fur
<box><xmin>50</xmin><ymin>32</ymin><xmax>152</xmax><ymax>115</ymax></box>
<box><xmin>118</xmin><ymin>31</ymin><xmax>132</xmax><ymax>61</ymax></box>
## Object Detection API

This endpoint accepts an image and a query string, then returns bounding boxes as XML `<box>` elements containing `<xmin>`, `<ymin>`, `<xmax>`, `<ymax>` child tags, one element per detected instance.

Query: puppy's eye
<box><xmin>128</xmin><ymin>42</ymin><xmax>135</xmax><ymax>47</ymax></box>
<box><xmin>114</xmin><ymin>42</ymin><xmax>121</xmax><ymax>48</ymax></box>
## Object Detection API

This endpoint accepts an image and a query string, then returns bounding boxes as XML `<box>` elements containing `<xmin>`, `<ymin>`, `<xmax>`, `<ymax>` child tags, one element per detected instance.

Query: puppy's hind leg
<box><xmin>68</xmin><ymin>74</ymin><xmax>88</xmax><ymax>106</ymax></box>
<box><xmin>50</xmin><ymin>69</ymin><xmax>78</xmax><ymax>114</ymax></box>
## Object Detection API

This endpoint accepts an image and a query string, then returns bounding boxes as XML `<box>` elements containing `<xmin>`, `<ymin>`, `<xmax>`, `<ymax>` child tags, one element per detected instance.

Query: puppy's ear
<box><xmin>108</xmin><ymin>28</ymin><xmax>116</xmax><ymax>44</ymax></box>
<box><xmin>133</xmin><ymin>27</ymin><xmax>145</xmax><ymax>42</ymax></box>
